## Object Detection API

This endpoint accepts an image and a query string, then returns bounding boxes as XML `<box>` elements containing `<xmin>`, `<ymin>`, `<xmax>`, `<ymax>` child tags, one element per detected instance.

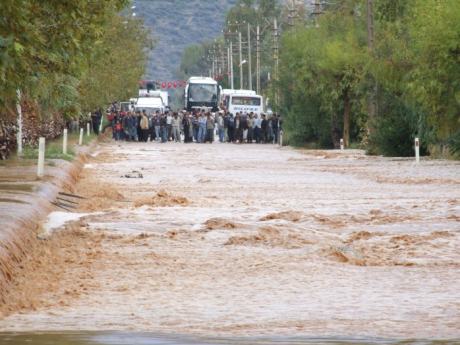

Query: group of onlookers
<box><xmin>106</xmin><ymin>107</ymin><xmax>282</xmax><ymax>144</ymax></box>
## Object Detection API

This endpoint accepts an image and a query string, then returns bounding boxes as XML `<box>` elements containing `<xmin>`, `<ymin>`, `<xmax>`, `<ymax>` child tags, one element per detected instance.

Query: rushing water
<box><xmin>0</xmin><ymin>333</ymin><xmax>458</xmax><ymax>345</ymax></box>
<box><xmin>1</xmin><ymin>143</ymin><xmax>459</xmax><ymax>340</ymax></box>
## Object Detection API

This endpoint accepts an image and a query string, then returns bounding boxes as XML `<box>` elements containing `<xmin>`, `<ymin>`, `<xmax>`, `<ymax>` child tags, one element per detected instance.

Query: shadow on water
<box><xmin>0</xmin><ymin>333</ymin><xmax>458</xmax><ymax>345</ymax></box>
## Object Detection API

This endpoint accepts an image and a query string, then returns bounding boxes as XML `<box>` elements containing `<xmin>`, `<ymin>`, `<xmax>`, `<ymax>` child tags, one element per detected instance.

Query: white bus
<box><xmin>185</xmin><ymin>77</ymin><xmax>219</xmax><ymax>112</ymax></box>
<box><xmin>220</xmin><ymin>89</ymin><xmax>256</xmax><ymax>109</ymax></box>
<box><xmin>227</xmin><ymin>93</ymin><xmax>264</xmax><ymax>116</ymax></box>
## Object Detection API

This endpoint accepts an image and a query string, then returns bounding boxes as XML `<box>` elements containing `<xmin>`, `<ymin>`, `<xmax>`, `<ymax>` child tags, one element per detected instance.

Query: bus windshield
<box><xmin>231</xmin><ymin>96</ymin><xmax>261</xmax><ymax>106</ymax></box>
<box><xmin>189</xmin><ymin>83</ymin><xmax>218</xmax><ymax>103</ymax></box>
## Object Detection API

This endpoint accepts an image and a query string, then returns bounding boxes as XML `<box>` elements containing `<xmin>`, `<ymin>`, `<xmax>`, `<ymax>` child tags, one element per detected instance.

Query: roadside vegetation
<box><xmin>180</xmin><ymin>0</ymin><xmax>459</xmax><ymax>158</ymax></box>
<box><xmin>0</xmin><ymin>0</ymin><xmax>152</xmax><ymax>156</ymax></box>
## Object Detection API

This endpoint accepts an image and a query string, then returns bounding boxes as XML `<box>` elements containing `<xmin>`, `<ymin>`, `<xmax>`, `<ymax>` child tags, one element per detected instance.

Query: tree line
<box><xmin>0</xmin><ymin>0</ymin><xmax>151</xmax><ymax>148</ymax></box>
<box><xmin>179</xmin><ymin>0</ymin><xmax>459</xmax><ymax>157</ymax></box>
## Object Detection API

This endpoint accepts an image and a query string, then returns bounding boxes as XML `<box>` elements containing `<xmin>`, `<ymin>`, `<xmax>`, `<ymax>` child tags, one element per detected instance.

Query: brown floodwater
<box><xmin>0</xmin><ymin>142</ymin><xmax>459</xmax><ymax>341</ymax></box>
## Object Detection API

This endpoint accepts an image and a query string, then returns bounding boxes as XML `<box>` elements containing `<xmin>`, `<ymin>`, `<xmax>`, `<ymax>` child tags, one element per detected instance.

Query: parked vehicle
<box><xmin>185</xmin><ymin>77</ymin><xmax>219</xmax><ymax>112</ymax></box>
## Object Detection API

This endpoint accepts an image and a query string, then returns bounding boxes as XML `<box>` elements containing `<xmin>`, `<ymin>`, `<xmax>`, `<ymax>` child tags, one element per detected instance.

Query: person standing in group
<box><xmin>91</xmin><ymin>108</ymin><xmax>102</xmax><ymax>135</ymax></box>
<box><xmin>192</xmin><ymin>113</ymin><xmax>199</xmax><ymax>142</ymax></box>
<box><xmin>154</xmin><ymin>111</ymin><xmax>161</xmax><ymax>141</ymax></box>
<box><xmin>223</xmin><ymin>111</ymin><xmax>229</xmax><ymax>143</ymax></box>
<box><xmin>130</xmin><ymin>112</ymin><xmax>139</xmax><ymax>141</ymax></box>
<box><xmin>261</xmin><ymin>114</ymin><xmax>268</xmax><ymax>143</ymax></box>
<box><xmin>234</xmin><ymin>113</ymin><xmax>241</xmax><ymax>143</ymax></box>
<box><xmin>267</xmin><ymin>115</ymin><xmax>274</xmax><ymax>143</ymax></box>
<box><xmin>114</xmin><ymin>117</ymin><xmax>123</xmax><ymax>141</ymax></box>
<box><xmin>272</xmin><ymin>113</ymin><xmax>279</xmax><ymax>144</ymax></box>
<box><xmin>247</xmin><ymin>113</ymin><xmax>254</xmax><ymax>143</ymax></box>
<box><xmin>227</xmin><ymin>113</ymin><xmax>235</xmax><ymax>143</ymax></box>
<box><xmin>160</xmin><ymin>113</ymin><xmax>168</xmax><ymax>143</ymax></box>
<box><xmin>182</xmin><ymin>112</ymin><xmax>192</xmax><ymax>143</ymax></box>
<box><xmin>166</xmin><ymin>111</ymin><xmax>173</xmax><ymax>141</ymax></box>
<box><xmin>205</xmin><ymin>113</ymin><xmax>215</xmax><ymax>143</ymax></box>
<box><xmin>140</xmin><ymin>110</ymin><xmax>150</xmax><ymax>142</ymax></box>
<box><xmin>241</xmin><ymin>112</ymin><xmax>248</xmax><ymax>143</ymax></box>
<box><xmin>198</xmin><ymin>112</ymin><xmax>207</xmax><ymax>143</ymax></box>
<box><xmin>254</xmin><ymin>114</ymin><xmax>262</xmax><ymax>143</ymax></box>
<box><xmin>172</xmin><ymin>112</ymin><xmax>181</xmax><ymax>142</ymax></box>
<box><xmin>217</xmin><ymin>111</ymin><xmax>225</xmax><ymax>143</ymax></box>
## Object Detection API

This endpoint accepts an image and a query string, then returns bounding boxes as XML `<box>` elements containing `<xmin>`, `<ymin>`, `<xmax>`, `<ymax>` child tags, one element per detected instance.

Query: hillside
<box><xmin>135</xmin><ymin>0</ymin><xmax>237</xmax><ymax>81</ymax></box>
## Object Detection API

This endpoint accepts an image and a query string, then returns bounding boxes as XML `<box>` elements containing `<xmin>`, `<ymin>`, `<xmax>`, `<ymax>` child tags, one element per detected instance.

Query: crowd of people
<box><xmin>105</xmin><ymin>105</ymin><xmax>283</xmax><ymax>144</ymax></box>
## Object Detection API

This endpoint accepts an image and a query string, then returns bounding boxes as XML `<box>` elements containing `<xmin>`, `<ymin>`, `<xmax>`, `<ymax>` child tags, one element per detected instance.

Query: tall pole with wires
<box><xmin>273</xmin><ymin>18</ymin><xmax>279</xmax><ymax>104</ymax></box>
<box><xmin>367</xmin><ymin>0</ymin><xmax>377</xmax><ymax>127</ymax></box>
<box><xmin>256</xmin><ymin>25</ymin><xmax>260</xmax><ymax>95</ymax></box>
<box><xmin>230</xmin><ymin>41</ymin><xmax>234</xmax><ymax>89</ymax></box>
<box><xmin>239</xmin><ymin>31</ymin><xmax>243</xmax><ymax>89</ymax></box>
<box><xmin>248</xmin><ymin>23</ymin><xmax>253</xmax><ymax>90</ymax></box>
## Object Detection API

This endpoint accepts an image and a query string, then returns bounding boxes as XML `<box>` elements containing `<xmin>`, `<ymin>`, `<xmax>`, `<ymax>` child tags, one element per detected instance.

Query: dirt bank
<box><xmin>0</xmin><ymin>143</ymin><xmax>459</xmax><ymax>339</ymax></box>
<box><xmin>0</xmin><ymin>147</ymin><xmax>91</xmax><ymax>309</ymax></box>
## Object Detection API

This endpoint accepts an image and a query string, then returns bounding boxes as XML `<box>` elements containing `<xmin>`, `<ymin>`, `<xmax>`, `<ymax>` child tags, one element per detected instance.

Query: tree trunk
<box><xmin>343</xmin><ymin>92</ymin><xmax>351</xmax><ymax>148</ymax></box>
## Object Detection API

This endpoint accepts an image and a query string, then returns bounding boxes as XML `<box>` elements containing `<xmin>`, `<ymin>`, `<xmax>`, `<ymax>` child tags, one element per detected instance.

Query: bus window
<box><xmin>231</xmin><ymin>96</ymin><xmax>261</xmax><ymax>106</ymax></box>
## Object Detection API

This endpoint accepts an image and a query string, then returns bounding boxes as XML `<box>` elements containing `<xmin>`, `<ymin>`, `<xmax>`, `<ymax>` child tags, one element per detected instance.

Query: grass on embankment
<box><xmin>21</xmin><ymin>132</ymin><xmax>97</xmax><ymax>162</ymax></box>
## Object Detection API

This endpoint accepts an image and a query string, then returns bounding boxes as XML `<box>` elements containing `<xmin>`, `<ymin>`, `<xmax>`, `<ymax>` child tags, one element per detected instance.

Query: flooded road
<box><xmin>0</xmin><ymin>142</ymin><xmax>459</xmax><ymax>341</ymax></box>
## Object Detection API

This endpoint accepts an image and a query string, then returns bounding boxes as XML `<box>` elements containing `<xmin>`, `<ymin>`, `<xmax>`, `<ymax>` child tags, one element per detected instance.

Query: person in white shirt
<box><xmin>166</xmin><ymin>112</ymin><xmax>173</xmax><ymax>140</ymax></box>
<box><xmin>254</xmin><ymin>114</ymin><xmax>262</xmax><ymax>143</ymax></box>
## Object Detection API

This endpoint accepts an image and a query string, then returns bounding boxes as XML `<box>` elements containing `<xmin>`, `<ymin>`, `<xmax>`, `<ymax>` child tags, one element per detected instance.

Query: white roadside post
<box><xmin>99</xmin><ymin>121</ymin><xmax>103</xmax><ymax>134</ymax></box>
<box><xmin>415</xmin><ymin>137</ymin><xmax>420</xmax><ymax>164</ymax></box>
<box><xmin>340</xmin><ymin>138</ymin><xmax>344</xmax><ymax>150</ymax></box>
<box><xmin>86</xmin><ymin>122</ymin><xmax>90</xmax><ymax>137</ymax></box>
<box><xmin>79</xmin><ymin>128</ymin><xmax>84</xmax><ymax>145</ymax></box>
<box><xmin>62</xmin><ymin>128</ymin><xmax>68</xmax><ymax>155</ymax></box>
<box><xmin>37</xmin><ymin>137</ymin><xmax>45</xmax><ymax>178</ymax></box>
<box><xmin>279</xmin><ymin>130</ymin><xmax>283</xmax><ymax>147</ymax></box>
<box><xmin>16</xmin><ymin>89</ymin><xmax>23</xmax><ymax>156</ymax></box>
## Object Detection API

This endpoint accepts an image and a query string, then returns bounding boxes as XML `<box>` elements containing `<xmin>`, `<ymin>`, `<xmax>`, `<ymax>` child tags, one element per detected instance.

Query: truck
<box><xmin>135</xmin><ymin>96</ymin><xmax>165</xmax><ymax>114</ymax></box>
<box><xmin>139</xmin><ymin>89</ymin><xmax>169</xmax><ymax>108</ymax></box>
<box><xmin>185</xmin><ymin>77</ymin><xmax>219</xmax><ymax>112</ymax></box>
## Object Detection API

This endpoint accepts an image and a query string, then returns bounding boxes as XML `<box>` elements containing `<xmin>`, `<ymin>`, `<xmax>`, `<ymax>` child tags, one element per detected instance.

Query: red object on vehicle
<box><xmin>167</xmin><ymin>82</ymin><xmax>172</xmax><ymax>89</ymax></box>
<box><xmin>173</xmin><ymin>82</ymin><xmax>177</xmax><ymax>88</ymax></box>
<box><xmin>161</xmin><ymin>82</ymin><xmax>166</xmax><ymax>89</ymax></box>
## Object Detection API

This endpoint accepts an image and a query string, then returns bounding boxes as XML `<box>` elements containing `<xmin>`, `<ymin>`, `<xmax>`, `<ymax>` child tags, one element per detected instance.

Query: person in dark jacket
<box><xmin>261</xmin><ymin>114</ymin><xmax>268</xmax><ymax>143</ymax></box>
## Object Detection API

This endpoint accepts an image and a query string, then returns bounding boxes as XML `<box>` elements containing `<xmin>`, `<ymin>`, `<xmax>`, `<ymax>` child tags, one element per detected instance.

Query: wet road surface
<box><xmin>0</xmin><ymin>142</ymin><xmax>459</xmax><ymax>341</ymax></box>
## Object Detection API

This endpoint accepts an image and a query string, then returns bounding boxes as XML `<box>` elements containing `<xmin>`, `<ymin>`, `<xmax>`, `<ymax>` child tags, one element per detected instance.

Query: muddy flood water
<box><xmin>0</xmin><ymin>142</ymin><xmax>459</xmax><ymax>343</ymax></box>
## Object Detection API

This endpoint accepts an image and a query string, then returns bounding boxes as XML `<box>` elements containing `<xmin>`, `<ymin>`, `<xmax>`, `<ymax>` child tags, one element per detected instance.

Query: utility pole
<box><xmin>227</xmin><ymin>46</ymin><xmax>231</xmax><ymax>85</ymax></box>
<box><xmin>212</xmin><ymin>59</ymin><xmax>215</xmax><ymax>79</ymax></box>
<box><xmin>367</xmin><ymin>0</ymin><xmax>377</xmax><ymax>124</ymax></box>
<box><xmin>230</xmin><ymin>41</ymin><xmax>234</xmax><ymax>89</ymax></box>
<box><xmin>273</xmin><ymin>18</ymin><xmax>279</xmax><ymax>84</ymax></box>
<box><xmin>239</xmin><ymin>31</ymin><xmax>243</xmax><ymax>89</ymax></box>
<box><xmin>248</xmin><ymin>23</ymin><xmax>253</xmax><ymax>91</ymax></box>
<box><xmin>256</xmin><ymin>25</ymin><xmax>260</xmax><ymax>95</ymax></box>
<box><xmin>288</xmin><ymin>0</ymin><xmax>296</xmax><ymax>27</ymax></box>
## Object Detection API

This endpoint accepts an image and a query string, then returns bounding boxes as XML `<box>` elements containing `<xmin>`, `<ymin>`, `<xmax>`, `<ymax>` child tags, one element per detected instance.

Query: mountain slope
<box><xmin>135</xmin><ymin>0</ymin><xmax>237</xmax><ymax>81</ymax></box>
